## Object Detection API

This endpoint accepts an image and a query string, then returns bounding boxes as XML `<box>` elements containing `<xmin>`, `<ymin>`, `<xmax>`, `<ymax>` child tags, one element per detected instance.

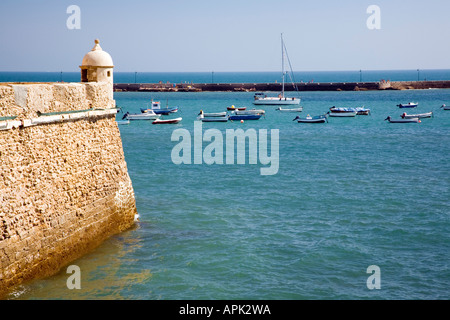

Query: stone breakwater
<box><xmin>0</xmin><ymin>82</ymin><xmax>137</xmax><ymax>297</ymax></box>
<box><xmin>114</xmin><ymin>80</ymin><xmax>450</xmax><ymax>92</ymax></box>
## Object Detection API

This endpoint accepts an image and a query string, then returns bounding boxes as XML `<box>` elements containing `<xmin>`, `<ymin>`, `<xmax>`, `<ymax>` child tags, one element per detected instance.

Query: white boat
<box><xmin>328</xmin><ymin>111</ymin><xmax>357</xmax><ymax>117</ymax></box>
<box><xmin>327</xmin><ymin>110</ymin><xmax>357</xmax><ymax>117</ymax></box>
<box><xmin>276</xmin><ymin>106</ymin><xmax>303</xmax><ymax>112</ymax></box>
<box><xmin>116</xmin><ymin>120</ymin><xmax>130</xmax><ymax>125</ymax></box>
<box><xmin>441</xmin><ymin>104</ymin><xmax>450</xmax><ymax>110</ymax></box>
<box><xmin>201</xmin><ymin>111</ymin><xmax>228</xmax><ymax>117</ymax></box>
<box><xmin>253</xmin><ymin>94</ymin><xmax>300</xmax><ymax>105</ymax></box>
<box><xmin>328</xmin><ymin>107</ymin><xmax>357</xmax><ymax>117</ymax></box>
<box><xmin>152</xmin><ymin>117</ymin><xmax>182</xmax><ymax>124</ymax></box>
<box><xmin>385</xmin><ymin>116</ymin><xmax>420</xmax><ymax>123</ymax></box>
<box><xmin>355</xmin><ymin>107</ymin><xmax>371</xmax><ymax>115</ymax></box>
<box><xmin>253</xmin><ymin>34</ymin><xmax>301</xmax><ymax>105</ymax></box>
<box><xmin>122</xmin><ymin>110</ymin><xmax>161</xmax><ymax>120</ymax></box>
<box><xmin>401</xmin><ymin>112</ymin><xmax>433</xmax><ymax>119</ymax></box>
<box><xmin>141</xmin><ymin>99</ymin><xmax>179</xmax><ymax>115</ymax></box>
<box><xmin>234</xmin><ymin>109</ymin><xmax>265</xmax><ymax>115</ymax></box>
<box><xmin>197</xmin><ymin>111</ymin><xmax>228</xmax><ymax>122</ymax></box>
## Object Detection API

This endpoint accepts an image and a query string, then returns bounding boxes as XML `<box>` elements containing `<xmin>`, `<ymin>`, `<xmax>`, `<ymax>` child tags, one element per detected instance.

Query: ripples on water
<box><xmin>10</xmin><ymin>89</ymin><xmax>450</xmax><ymax>300</ymax></box>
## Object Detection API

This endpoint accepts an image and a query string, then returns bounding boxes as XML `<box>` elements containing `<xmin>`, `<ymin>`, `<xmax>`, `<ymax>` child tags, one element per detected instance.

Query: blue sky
<box><xmin>0</xmin><ymin>0</ymin><xmax>449</xmax><ymax>72</ymax></box>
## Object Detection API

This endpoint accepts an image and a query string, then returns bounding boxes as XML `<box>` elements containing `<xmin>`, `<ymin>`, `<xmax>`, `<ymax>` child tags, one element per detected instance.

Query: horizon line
<box><xmin>1</xmin><ymin>68</ymin><xmax>450</xmax><ymax>73</ymax></box>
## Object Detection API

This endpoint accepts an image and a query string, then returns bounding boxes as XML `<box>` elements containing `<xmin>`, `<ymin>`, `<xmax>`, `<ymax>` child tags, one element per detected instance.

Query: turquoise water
<box><xmin>1</xmin><ymin>69</ymin><xmax>450</xmax><ymax>84</ymax></box>
<box><xmin>6</xmin><ymin>87</ymin><xmax>450</xmax><ymax>300</ymax></box>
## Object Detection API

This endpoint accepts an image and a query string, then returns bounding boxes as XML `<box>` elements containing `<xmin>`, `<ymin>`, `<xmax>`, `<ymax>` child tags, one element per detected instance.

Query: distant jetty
<box><xmin>114</xmin><ymin>80</ymin><xmax>450</xmax><ymax>92</ymax></box>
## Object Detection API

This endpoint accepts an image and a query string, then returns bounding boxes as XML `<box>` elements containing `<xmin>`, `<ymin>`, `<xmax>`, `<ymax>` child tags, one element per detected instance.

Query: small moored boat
<box><xmin>440</xmin><ymin>104</ymin><xmax>450</xmax><ymax>110</ymax></box>
<box><xmin>141</xmin><ymin>100</ymin><xmax>179</xmax><ymax>115</ymax></box>
<box><xmin>197</xmin><ymin>111</ymin><xmax>228</xmax><ymax>122</ymax></box>
<box><xmin>234</xmin><ymin>109</ymin><xmax>265</xmax><ymax>115</ymax></box>
<box><xmin>276</xmin><ymin>107</ymin><xmax>303</xmax><ymax>112</ymax></box>
<box><xmin>397</xmin><ymin>102</ymin><xmax>418</xmax><ymax>108</ymax></box>
<box><xmin>328</xmin><ymin>107</ymin><xmax>357</xmax><ymax>117</ymax></box>
<box><xmin>385</xmin><ymin>116</ymin><xmax>420</xmax><ymax>123</ymax></box>
<box><xmin>142</xmin><ymin>107</ymin><xmax>178</xmax><ymax>115</ymax></box>
<box><xmin>200</xmin><ymin>117</ymin><xmax>228</xmax><ymax>122</ymax></box>
<box><xmin>401</xmin><ymin>112</ymin><xmax>433</xmax><ymax>119</ymax></box>
<box><xmin>227</xmin><ymin>105</ymin><xmax>246</xmax><ymax>111</ymax></box>
<box><xmin>293</xmin><ymin>114</ymin><xmax>327</xmax><ymax>123</ymax></box>
<box><xmin>152</xmin><ymin>117</ymin><xmax>182</xmax><ymax>124</ymax></box>
<box><xmin>122</xmin><ymin>111</ymin><xmax>161</xmax><ymax>120</ymax></box>
<box><xmin>229</xmin><ymin>114</ymin><xmax>262</xmax><ymax>121</ymax></box>
<box><xmin>201</xmin><ymin>111</ymin><xmax>228</xmax><ymax>117</ymax></box>
<box><xmin>355</xmin><ymin>107</ymin><xmax>371</xmax><ymax>115</ymax></box>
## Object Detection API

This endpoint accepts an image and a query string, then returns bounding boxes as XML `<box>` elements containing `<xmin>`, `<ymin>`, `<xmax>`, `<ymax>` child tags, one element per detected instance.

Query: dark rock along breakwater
<box><xmin>114</xmin><ymin>80</ymin><xmax>450</xmax><ymax>92</ymax></box>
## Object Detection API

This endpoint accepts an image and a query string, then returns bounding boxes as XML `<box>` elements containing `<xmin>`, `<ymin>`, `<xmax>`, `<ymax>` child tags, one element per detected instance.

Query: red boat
<box><xmin>152</xmin><ymin>117</ymin><xmax>182</xmax><ymax>124</ymax></box>
<box><xmin>227</xmin><ymin>105</ymin><xmax>246</xmax><ymax>111</ymax></box>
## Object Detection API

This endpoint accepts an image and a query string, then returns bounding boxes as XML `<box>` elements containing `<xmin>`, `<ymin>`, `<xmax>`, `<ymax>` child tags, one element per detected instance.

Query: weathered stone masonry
<box><xmin>0</xmin><ymin>41</ymin><xmax>137</xmax><ymax>297</ymax></box>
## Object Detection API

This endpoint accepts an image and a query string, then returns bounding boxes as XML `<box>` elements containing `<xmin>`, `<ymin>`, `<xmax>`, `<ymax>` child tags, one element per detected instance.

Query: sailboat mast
<box><xmin>281</xmin><ymin>33</ymin><xmax>285</xmax><ymax>98</ymax></box>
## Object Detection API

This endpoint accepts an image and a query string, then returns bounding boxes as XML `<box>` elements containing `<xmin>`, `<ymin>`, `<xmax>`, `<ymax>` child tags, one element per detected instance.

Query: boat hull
<box><xmin>141</xmin><ymin>107</ymin><xmax>178</xmax><ymax>115</ymax></box>
<box><xmin>397</xmin><ymin>103</ymin><xmax>418</xmax><ymax>108</ymax></box>
<box><xmin>385</xmin><ymin>116</ymin><xmax>420</xmax><ymax>123</ymax></box>
<box><xmin>297</xmin><ymin>118</ymin><xmax>326</xmax><ymax>123</ymax></box>
<box><xmin>276</xmin><ymin>107</ymin><xmax>303</xmax><ymax>112</ymax></box>
<box><xmin>229</xmin><ymin>114</ymin><xmax>262</xmax><ymax>121</ymax></box>
<box><xmin>253</xmin><ymin>97</ymin><xmax>300</xmax><ymax>105</ymax></box>
<box><xmin>401</xmin><ymin>112</ymin><xmax>432</xmax><ymax>119</ymax></box>
<box><xmin>153</xmin><ymin>108</ymin><xmax>178</xmax><ymax>115</ymax></box>
<box><xmin>294</xmin><ymin>115</ymin><xmax>327</xmax><ymax>123</ymax></box>
<box><xmin>125</xmin><ymin>114</ymin><xmax>161</xmax><ymax>120</ymax></box>
<box><xmin>355</xmin><ymin>108</ymin><xmax>371</xmax><ymax>115</ymax></box>
<box><xmin>201</xmin><ymin>118</ymin><xmax>228</xmax><ymax>122</ymax></box>
<box><xmin>328</xmin><ymin>112</ymin><xmax>357</xmax><ymax>117</ymax></box>
<box><xmin>234</xmin><ymin>109</ymin><xmax>265</xmax><ymax>115</ymax></box>
<box><xmin>227</xmin><ymin>106</ymin><xmax>246</xmax><ymax>111</ymax></box>
<box><xmin>152</xmin><ymin>117</ymin><xmax>182</xmax><ymax>124</ymax></box>
<box><xmin>203</xmin><ymin>112</ymin><xmax>228</xmax><ymax>117</ymax></box>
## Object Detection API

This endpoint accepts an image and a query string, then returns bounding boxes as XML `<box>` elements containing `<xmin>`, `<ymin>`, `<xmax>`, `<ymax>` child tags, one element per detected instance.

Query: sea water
<box><xmin>1</xmin><ymin>69</ymin><xmax>450</xmax><ymax>84</ymax></box>
<box><xmin>3</xmin><ymin>74</ymin><xmax>450</xmax><ymax>300</ymax></box>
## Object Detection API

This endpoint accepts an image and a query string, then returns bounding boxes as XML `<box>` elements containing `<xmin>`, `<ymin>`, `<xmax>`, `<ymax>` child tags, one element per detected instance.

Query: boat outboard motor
<box><xmin>122</xmin><ymin>112</ymin><xmax>129</xmax><ymax>120</ymax></box>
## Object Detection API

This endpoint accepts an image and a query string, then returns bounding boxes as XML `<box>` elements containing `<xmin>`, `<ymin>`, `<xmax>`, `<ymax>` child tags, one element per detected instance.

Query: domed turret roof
<box><xmin>81</xmin><ymin>39</ymin><xmax>114</xmax><ymax>67</ymax></box>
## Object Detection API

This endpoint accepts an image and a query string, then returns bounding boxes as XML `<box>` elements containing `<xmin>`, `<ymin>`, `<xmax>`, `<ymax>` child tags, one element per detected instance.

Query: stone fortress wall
<box><xmin>0</xmin><ymin>41</ymin><xmax>137</xmax><ymax>297</ymax></box>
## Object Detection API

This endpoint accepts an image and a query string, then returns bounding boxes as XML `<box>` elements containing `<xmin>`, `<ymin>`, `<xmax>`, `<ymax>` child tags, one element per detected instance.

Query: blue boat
<box><xmin>141</xmin><ymin>107</ymin><xmax>178</xmax><ymax>115</ymax></box>
<box><xmin>397</xmin><ymin>102</ymin><xmax>418</xmax><ymax>108</ymax></box>
<box><xmin>141</xmin><ymin>100</ymin><xmax>179</xmax><ymax>115</ymax></box>
<box><xmin>229</xmin><ymin>114</ymin><xmax>262</xmax><ymax>121</ymax></box>
<box><xmin>293</xmin><ymin>114</ymin><xmax>328</xmax><ymax>123</ymax></box>
<box><xmin>355</xmin><ymin>107</ymin><xmax>371</xmax><ymax>115</ymax></box>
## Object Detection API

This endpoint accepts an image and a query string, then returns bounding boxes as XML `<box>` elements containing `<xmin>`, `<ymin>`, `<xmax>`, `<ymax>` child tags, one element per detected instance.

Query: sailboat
<box><xmin>253</xmin><ymin>34</ymin><xmax>301</xmax><ymax>106</ymax></box>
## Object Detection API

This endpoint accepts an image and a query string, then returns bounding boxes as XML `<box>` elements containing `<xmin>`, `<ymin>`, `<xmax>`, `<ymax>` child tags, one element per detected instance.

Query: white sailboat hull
<box><xmin>253</xmin><ymin>97</ymin><xmax>300</xmax><ymax>105</ymax></box>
